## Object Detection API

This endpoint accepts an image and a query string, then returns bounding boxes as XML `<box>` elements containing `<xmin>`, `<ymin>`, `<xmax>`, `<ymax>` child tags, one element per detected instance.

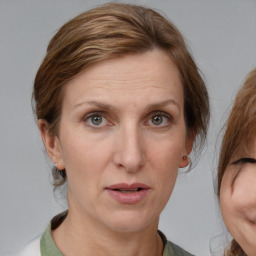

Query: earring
<box><xmin>54</xmin><ymin>162</ymin><xmax>66</xmax><ymax>178</ymax></box>
<box><xmin>182</xmin><ymin>155</ymin><xmax>191</xmax><ymax>168</ymax></box>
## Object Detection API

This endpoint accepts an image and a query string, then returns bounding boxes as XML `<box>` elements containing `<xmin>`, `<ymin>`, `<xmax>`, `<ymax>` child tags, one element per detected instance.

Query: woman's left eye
<box><xmin>148</xmin><ymin>112</ymin><xmax>171</xmax><ymax>127</ymax></box>
<box><xmin>84</xmin><ymin>112</ymin><xmax>108</xmax><ymax>127</ymax></box>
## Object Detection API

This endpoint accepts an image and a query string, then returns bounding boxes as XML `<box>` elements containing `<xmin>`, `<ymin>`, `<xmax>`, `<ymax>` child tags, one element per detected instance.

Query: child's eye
<box><xmin>230</xmin><ymin>157</ymin><xmax>256</xmax><ymax>187</ymax></box>
<box><xmin>231</xmin><ymin>157</ymin><xmax>256</xmax><ymax>165</ymax></box>
<box><xmin>147</xmin><ymin>112</ymin><xmax>171</xmax><ymax>127</ymax></box>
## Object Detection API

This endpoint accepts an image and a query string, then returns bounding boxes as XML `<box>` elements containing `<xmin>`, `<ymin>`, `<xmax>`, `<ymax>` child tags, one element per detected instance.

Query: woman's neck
<box><xmin>52</xmin><ymin>210</ymin><xmax>164</xmax><ymax>256</ymax></box>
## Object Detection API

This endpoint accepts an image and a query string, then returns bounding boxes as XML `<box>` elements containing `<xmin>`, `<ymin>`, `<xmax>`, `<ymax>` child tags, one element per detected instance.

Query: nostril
<box><xmin>249</xmin><ymin>219</ymin><xmax>255</xmax><ymax>225</ymax></box>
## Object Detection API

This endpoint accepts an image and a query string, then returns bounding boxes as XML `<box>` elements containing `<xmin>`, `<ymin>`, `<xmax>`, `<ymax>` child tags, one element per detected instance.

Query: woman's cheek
<box><xmin>232</xmin><ymin>167</ymin><xmax>256</xmax><ymax>221</ymax></box>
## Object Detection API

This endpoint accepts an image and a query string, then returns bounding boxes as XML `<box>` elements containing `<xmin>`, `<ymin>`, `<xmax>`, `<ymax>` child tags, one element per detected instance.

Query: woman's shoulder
<box><xmin>15</xmin><ymin>237</ymin><xmax>41</xmax><ymax>256</ymax></box>
<box><xmin>158</xmin><ymin>230</ymin><xmax>194</xmax><ymax>256</ymax></box>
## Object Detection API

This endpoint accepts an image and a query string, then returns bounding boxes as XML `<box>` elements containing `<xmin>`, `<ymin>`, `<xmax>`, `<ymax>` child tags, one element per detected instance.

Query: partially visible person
<box><xmin>18</xmin><ymin>3</ymin><xmax>209</xmax><ymax>256</ymax></box>
<box><xmin>218</xmin><ymin>69</ymin><xmax>256</xmax><ymax>256</ymax></box>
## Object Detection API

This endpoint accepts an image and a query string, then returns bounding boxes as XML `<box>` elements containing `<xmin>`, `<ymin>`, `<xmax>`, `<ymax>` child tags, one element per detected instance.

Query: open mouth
<box><xmin>112</xmin><ymin>188</ymin><xmax>144</xmax><ymax>193</ymax></box>
<box><xmin>106</xmin><ymin>183</ymin><xmax>151</xmax><ymax>204</ymax></box>
<box><xmin>106</xmin><ymin>183</ymin><xmax>150</xmax><ymax>192</ymax></box>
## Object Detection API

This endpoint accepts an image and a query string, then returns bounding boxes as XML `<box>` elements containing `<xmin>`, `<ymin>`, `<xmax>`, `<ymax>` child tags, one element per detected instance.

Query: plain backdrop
<box><xmin>1</xmin><ymin>0</ymin><xmax>256</xmax><ymax>255</ymax></box>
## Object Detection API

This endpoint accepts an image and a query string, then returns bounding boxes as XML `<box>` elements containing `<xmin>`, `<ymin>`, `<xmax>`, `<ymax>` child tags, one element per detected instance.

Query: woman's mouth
<box><xmin>105</xmin><ymin>183</ymin><xmax>151</xmax><ymax>204</ymax></box>
<box><xmin>113</xmin><ymin>188</ymin><xmax>142</xmax><ymax>193</ymax></box>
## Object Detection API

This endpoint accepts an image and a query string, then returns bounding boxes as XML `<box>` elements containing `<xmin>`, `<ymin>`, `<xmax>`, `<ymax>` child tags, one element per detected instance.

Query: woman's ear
<box><xmin>38</xmin><ymin>119</ymin><xmax>65</xmax><ymax>170</ymax></box>
<box><xmin>179</xmin><ymin>129</ymin><xmax>196</xmax><ymax>168</ymax></box>
<box><xmin>185</xmin><ymin>129</ymin><xmax>196</xmax><ymax>155</ymax></box>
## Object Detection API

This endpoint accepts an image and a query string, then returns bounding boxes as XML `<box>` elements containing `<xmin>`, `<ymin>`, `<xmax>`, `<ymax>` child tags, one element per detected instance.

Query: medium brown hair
<box><xmin>33</xmin><ymin>3</ymin><xmax>209</xmax><ymax>187</ymax></box>
<box><xmin>218</xmin><ymin>68</ymin><xmax>256</xmax><ymax>255</ymax></box>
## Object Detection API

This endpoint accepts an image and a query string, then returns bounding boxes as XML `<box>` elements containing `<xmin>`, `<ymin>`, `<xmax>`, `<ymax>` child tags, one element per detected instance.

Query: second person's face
<box><xmin>220</xmin><ymin>151</ymin><xmax>256</xmax><ymax>256</ymax></box>
<box><xmin>52</xmin><ymin>49</ymin><xmax>192</xmax><ymax>233</ymax></box>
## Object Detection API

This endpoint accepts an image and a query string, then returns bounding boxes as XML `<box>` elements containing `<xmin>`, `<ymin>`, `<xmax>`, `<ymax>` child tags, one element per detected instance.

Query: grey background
<box><xmin>1</xmin><ymin>0</ymin><xmax>256</xmax><ymax>255</ymax></box>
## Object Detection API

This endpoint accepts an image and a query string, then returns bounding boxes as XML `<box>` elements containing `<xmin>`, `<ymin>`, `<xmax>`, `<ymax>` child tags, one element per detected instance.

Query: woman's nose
<box><xmin>112</xmin><ymin>124</ymin><xmax>145</xmax><ymax>172</ymax></box>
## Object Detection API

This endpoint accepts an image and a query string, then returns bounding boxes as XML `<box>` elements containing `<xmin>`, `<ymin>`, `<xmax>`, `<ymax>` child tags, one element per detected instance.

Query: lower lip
<box><xmin>106</xmin><ymin>189</ymin><xmax>150</xmax><ymax>204</ymax></box>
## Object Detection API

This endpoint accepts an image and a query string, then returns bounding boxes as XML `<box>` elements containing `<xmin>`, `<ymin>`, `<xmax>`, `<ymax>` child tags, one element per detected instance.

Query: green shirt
<box><xmin>40</xmin><ymin>212</ymin><xmax>194</xmax><ymax>256</ymax></box>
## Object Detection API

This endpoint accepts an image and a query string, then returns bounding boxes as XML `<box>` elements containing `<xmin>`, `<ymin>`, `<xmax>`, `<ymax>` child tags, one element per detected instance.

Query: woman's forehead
<box><xmin>62</xmin><ymin>50</ymin><xmax>184</xmax><ymax>109</ymax></box>
<box><xmin>67</xmin><ymin>50</ymin><xmax>180</xmax><ymax>84</ymax></box>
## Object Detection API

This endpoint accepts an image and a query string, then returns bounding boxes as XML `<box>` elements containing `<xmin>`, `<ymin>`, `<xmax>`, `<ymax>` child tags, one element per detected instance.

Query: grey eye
<box><xmin>151</xmin><ymin>115</ymin><xmax>163</xmax><ymax>125</ymax></box>
<box><xmin>91</xmin><ymin>115</ymin><xmax>103</xmax><ymax>125</ymax></box>
<box><xmin>84</xmin><ymin>112</ymin><xmax>109</xmax><ymax>128</ymax></box>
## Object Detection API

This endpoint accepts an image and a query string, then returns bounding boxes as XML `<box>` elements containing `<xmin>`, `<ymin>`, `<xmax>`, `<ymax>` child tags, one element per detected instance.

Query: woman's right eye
<box><xmin>84</xmin><ymin>112</ymin><xmax>108</xmax><ymax>127</ymax></box>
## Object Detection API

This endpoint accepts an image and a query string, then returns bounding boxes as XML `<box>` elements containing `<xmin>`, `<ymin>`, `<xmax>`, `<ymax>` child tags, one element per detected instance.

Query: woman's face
<box><xmin>220</xmin><ymin>152</ymin><xmax>256</xmax><ymax>255</ymax></box>
<box><xmin>43</xmin><ymin>49</ymin><xmax>193</xmax><ymax>232</ymax></box>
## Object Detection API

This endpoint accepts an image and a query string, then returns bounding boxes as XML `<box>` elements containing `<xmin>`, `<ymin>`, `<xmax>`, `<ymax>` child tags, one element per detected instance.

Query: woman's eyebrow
<box><xmin>73</xmin><ymin>99</ymin><xmax>180</xmax><ymax>111</ymax></box>
<box><xmin>73</xmin><ymin>100</ymin><xmax>114</xmax><ymax>111</ymax></box>
<box><xmin>146</xmin><ymin>99</ymin><xmax>180</xmax><ymax>111</ymax></box>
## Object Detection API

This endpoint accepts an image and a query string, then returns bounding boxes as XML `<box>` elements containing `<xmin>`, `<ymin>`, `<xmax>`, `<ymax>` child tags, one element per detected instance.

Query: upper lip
<box><xmin>106</xmin><ymin>183</ymin><xmax>150</xmax><ymax>190</ymax></box>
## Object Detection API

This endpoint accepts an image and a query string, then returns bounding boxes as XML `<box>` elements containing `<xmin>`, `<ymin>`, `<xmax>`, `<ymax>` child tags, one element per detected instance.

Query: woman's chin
<box><xmin>101</xmin><ymin>211</ymin><xmax>157</xmax><ymax>234</ymax></box>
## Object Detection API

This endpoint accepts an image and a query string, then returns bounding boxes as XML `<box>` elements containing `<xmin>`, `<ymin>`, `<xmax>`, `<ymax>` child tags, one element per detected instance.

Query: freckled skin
<box><xmin>40</xmin><ymin>49</ymin><xmax>194</xmax><ymax>256</ymax></box>
<box><xmin>220</xmin><ymin>162</ymin><xmax>256</xmax><ymax>255</ymax></box>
